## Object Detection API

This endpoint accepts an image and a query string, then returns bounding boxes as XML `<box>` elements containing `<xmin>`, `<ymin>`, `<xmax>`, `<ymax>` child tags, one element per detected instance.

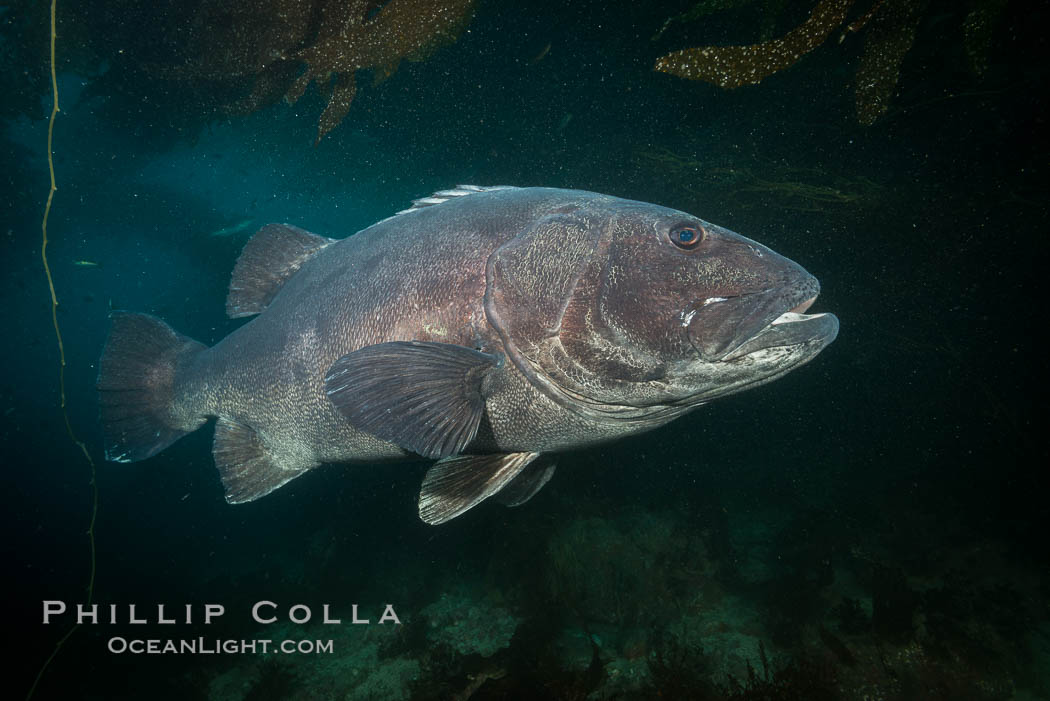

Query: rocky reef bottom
<box><xmin>183</xmin><ymin>503</ymin><xmax>1047</xmax><ymax>701</ymax></box>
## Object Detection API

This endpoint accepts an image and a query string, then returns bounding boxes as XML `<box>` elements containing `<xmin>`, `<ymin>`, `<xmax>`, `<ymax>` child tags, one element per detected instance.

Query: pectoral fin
<box><xmin>419</xmin><ymin>452</ymin><xmax>541</xmax><ymax>524</ymax></box>
<box><xmin>324</xmin><ymin>341</ymin><xmax>503</xmax><ymax>459</ymax></box>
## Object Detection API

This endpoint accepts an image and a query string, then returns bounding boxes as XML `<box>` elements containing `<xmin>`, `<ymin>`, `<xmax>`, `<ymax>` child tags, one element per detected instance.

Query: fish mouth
<box><xmin>686</xmin><ymin>279</ymin><xmax>838</xmax><ymax>361</ymax></box>
<box><xmin>721</xmin><ymin>305</ymin><xmax>839</xmax><ymax>362</ymax></box>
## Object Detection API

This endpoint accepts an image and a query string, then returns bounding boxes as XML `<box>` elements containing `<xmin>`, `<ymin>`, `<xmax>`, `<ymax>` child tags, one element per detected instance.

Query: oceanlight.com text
<box><xmin>107</xmin><ymin>637</ymin><xmax>335</xmax><ymax>655</ymax></box>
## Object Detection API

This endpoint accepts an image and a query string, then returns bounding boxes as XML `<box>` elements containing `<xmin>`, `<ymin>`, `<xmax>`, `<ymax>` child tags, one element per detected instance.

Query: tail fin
<box><xmin>97</xmin><ymin>312</ymin><xmax>207</xmax><ymax>462</ymax></box>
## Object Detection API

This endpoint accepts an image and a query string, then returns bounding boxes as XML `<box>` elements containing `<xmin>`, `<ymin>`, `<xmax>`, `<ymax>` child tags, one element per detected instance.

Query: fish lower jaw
<box><xmin>723</xmin><ymin>310</ymin><xmax>839</xmax><ymax>362</ymax></box>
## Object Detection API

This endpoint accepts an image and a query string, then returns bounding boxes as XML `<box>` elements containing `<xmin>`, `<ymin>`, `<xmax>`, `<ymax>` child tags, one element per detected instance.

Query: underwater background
<box><xmin>3</xmin><ymin>0</ymin><xmax>1046</xmax><ymax>698</ymax></box>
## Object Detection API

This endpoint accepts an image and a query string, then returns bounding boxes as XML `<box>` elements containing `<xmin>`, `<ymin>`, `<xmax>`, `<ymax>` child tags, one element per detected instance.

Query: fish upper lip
<box><xmin>685</xmin><ymin>279</ymin><xmax>837</xmax><ymax>361</ymax></box>
<box><xmin>686</xmin><ymin>283</ymin><xmax>818</xmax><ymax>360</ymax></box>
<box><xmin>789</xmin><ymin>296</ymin><xmax>817</xmax><ymax>314</ymax></box>
<box><xmin>722</xmin><ymin>306</ymin><xmax>839</xmax><ymax>361</ymax></box>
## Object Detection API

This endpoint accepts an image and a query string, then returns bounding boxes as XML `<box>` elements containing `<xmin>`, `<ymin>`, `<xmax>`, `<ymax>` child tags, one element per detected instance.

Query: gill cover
<box><xmin>483</xmin><ymin>206</ymin><xmax>681</xmax><ymax>419</ymax></box>
<box><xmin>484</xmin><ymin>208</ymin><xmax>602</xmax><ymax>362</ymax></box>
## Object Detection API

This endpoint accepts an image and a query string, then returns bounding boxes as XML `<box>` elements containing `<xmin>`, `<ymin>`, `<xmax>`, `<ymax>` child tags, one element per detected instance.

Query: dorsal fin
<box><xmin>394</xmin><ymin>185</ymin><xmax>518</xmax><ymax>216</ymax></box>
<box><xmin>226</xmin><ymin>224</ymin><xmax>335</xmax><ymax>318</ymax></box>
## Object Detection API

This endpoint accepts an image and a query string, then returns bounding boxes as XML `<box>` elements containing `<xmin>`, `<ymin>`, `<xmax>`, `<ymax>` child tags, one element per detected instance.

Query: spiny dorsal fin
<box><xmin>419</xmin><ymin>452</ymin><xmax>541</xmax><ymax>525</ymax></box>
<box><xmin>213</xmin><ymin>417</ymin><xmax>310</xmax><ymax>503</ymax></box>
<box><xmin>394</xmin><ymin>185</ymin><xmax>518</xmax><ymax>216</ymax></box>
<box><xmin>226</xmin><ymin>224</ymin><xmax>336</xmax><ymax>319</ymax></box>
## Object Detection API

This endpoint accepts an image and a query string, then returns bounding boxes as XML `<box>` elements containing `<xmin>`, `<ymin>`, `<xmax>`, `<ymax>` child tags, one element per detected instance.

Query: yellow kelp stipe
<box><xmin>26</xmin><ymin>1</ymin><xmax>99</xmax><ymax>698</ymax></box>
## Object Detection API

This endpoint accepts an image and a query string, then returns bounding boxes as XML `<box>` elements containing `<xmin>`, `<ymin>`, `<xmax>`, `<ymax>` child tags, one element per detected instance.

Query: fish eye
<box><xmin>669</xmin><ymin>225</ymin><xmax>705</xmax><ymax>250</ymax></box>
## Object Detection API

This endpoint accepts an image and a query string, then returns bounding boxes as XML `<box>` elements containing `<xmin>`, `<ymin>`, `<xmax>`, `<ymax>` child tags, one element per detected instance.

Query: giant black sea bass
<box><xmin>98</xmin><ymin>186</ymin><xmax>839</xmax><ymax>524</ymax></box>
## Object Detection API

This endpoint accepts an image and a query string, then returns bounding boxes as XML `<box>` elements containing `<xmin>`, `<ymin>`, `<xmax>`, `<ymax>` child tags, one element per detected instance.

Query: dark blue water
<box><xmin>5</xmin><ymin>1</ymin><xmax>1046</xmax><ymax>699</ymax></box>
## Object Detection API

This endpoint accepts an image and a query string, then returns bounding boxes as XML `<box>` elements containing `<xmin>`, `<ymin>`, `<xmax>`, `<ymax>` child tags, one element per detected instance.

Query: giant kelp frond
<box><xmin>655</xmin><ymin>0</ymin><xmax>1007</xmax><ymax>125</ymax></box>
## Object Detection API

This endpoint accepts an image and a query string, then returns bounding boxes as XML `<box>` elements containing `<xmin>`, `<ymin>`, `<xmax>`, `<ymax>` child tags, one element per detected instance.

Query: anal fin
<box><xmin>213</xmin><ymin>417</ymin><xmax>309</xmax><ymax>503</ymax></box>
<box><xmin>419</xmin><ymin>452</ymin><xmax>540</xmax><ymax>525</ymax></box>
